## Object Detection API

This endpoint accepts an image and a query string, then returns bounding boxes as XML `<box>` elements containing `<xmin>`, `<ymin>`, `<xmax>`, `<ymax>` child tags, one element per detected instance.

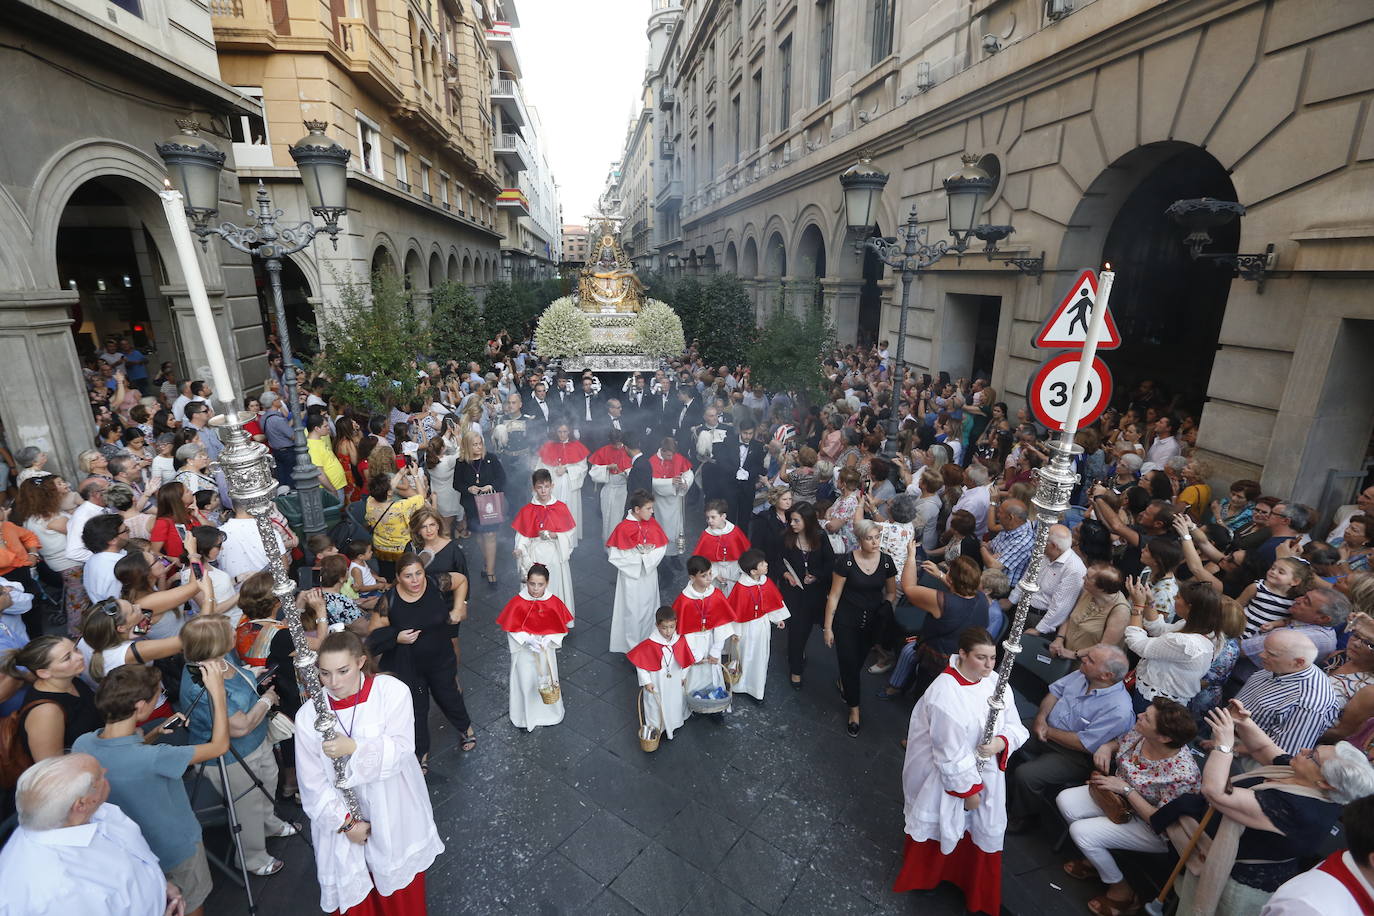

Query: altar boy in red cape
<box><xmin>511</xmin><ymin>469</ymin><xmax>577</xmax><ymax>622</ymax></box>
<box><xmin>607</xmin><ymin>491</ymin><xmax>668</xmax><ymax>653</ymax></box>
<box><xmin>673</xmin><ymin>555</ymin><xmax>737</xmax><ymax>707</ymax></box>
<box><xmin>497</xmin><ymin>563</ymin><xmax>572</xmax><ymax>731</ymax></box>
<box><xmin>726</xmin><ymin>549</ymin><xmax>789</xmax><ymax>701</ymax></box>
<box><xmin>649</xmin><ymin>437</ymin><xmax>693</xmax><ymax>558</ymax></box>
<box><xmin>627</xmin><ymin>605</ymin><xmax>693</xmax><ymax>739</ymax></box>
<box><xmin>535</xmin><ymin>421</ymin><xmax>589</xmax><ymax>549</ymax></box>
<box><xmin>692</xmin><ymin>499</ymin><xmax>752</xmax><ymax>596</ymax></box>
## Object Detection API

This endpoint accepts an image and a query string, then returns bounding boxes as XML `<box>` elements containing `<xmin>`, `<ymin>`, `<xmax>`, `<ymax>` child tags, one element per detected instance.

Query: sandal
<box><xmin>461</xmin><ymin>729</ymin><xmax>477</xmax><ymax>752</ymax></box>
<box><xmin>1063</xmin><ymin>859</ymin><xmax>1100</xmax><ymax>881</ymax></box>
<box><xmin>420</xmin><ymin>754</ymin><xmax>429</xmax><ymax>775</ymax></box>
<box><xmin>1086</xmin><ymin>892</ymin><xmax>1140</xmax><ymax>916</ymax></box>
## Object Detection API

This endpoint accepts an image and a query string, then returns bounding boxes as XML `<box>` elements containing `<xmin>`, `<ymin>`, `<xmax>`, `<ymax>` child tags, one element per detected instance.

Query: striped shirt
<box><xmin>1234</xmin><ymin>665</ymin><xmax>1342</xmax><ymax>754</ymax></box>
<box><xmin>990</xmin><ymin>521</ymin><xmax>1038</xmax><ymax>591</ymax></box>
<box><xmin>1241</xmin><ymin>580</ymin><xmax>1296</xmax><ymax>639</ymax></box>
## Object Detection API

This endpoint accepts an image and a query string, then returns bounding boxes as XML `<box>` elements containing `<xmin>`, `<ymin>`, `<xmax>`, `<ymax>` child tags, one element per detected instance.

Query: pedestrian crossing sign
<box><xmin>1033</xmin><ymin>269</ymin><xmax>1121</xmax><ymax>350</ymax></box>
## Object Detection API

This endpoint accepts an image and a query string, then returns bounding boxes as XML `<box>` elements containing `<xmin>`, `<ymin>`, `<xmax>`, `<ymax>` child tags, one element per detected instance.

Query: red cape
<box><xmin>650</xmin><ymin>452</ymin><xmax>693</xmax><ymax>478</ymax></box>
<box><xmin>538</xmin><ymin>440</ymin><xmax>589</xmax><ymax>466</ymax></box>
<box><xmin>693</xmin><ymin>525</ymin><xmax>751</xmax><ymax>562</ymax></box>
<box><xmin>589</xmin><ymin>445</ymin><xmax>632</xmax><ymax>470</ymax></box>
<box><xmin>511</xmin><ymin>500</ymin><xmax>576</xmax><ymax>537</ymax></box>
<box><xmin>673</xmin><ymin>588</ymin><xmax>733</xmax><ymax>636</ymax></box>
<box><xmin>626</xmin><ymin>636</ymin><xmax>696</xmax><ymax>671</ymax></box>
<box><xmin>606</xmin><ymin>517</ymin><xmax>668</xmax><ymax>550</ymax></box>
<box><xmin>728</xmin><ymin>577</ymin><xmax>786</xmax><ymax>623</ymax></box>
<box><xmin>496</xmin><ymin>593</ymin><xmax>573</xmax><ymax>636</ymax></box>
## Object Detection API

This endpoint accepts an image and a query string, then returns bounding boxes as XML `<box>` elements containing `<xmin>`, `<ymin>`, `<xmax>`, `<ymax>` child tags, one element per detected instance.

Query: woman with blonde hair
<box><xmin>455</xmin><ymin>429</ymin><xmax>505</xmax><ymax>586</ymax></box>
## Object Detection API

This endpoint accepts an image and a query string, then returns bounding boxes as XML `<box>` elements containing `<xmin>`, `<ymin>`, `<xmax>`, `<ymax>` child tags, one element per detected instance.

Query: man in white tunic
<box><xmin>893</xmin><ymin>629</ymin><xmax>1028</xmax><ymax>916</ymax></box>
<box><xmin>588</xmin><ymin>435</ymin><xmax>633</xmax><ymax>545</ymax></box>
<box><xmin>497</xmin><ymin>565</ymin><xmax>571</xmax><ymax>731</ymax></box>
<box><xmin>511</xmin><ymin>470</ymin><xmax>577</xmax><ymax>622</ymax></box>
<box><xmin>649</xmin><ymin>439</ymin><xmax>694</xmax><ymax>558</ymax></box>
<box><xmin>607</xmin><ymin>493</ymin><xmax>668</xmax><ymax>653</ymax></box>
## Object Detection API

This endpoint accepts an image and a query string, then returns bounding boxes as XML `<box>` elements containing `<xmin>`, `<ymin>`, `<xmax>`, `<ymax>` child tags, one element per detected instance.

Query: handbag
<box><xmin>266</xmin><ymin>710</ymin><xmax>295</xmax><ymax>745</ymax></box>
<box><xmin>1089</xmin><ymin>782</ymin><xmax>1134</xmax><ymax>824</ymax></box>
<box><xmin>475</xmin><ymin>491</ymin><xmax>508</xmax><ymax>526</ymax></box>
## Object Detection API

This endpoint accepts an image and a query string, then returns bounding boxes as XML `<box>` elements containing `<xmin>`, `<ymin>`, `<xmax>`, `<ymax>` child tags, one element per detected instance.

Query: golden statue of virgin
<box><xmin>578</xmin><ymin>221</ymin><xmax>643</xmax><ymax>313</ymax></box>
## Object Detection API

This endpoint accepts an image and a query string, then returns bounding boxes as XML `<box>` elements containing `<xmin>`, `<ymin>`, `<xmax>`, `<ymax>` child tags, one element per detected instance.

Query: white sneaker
<box><xmin>268</xmin><ymin>822</ymin><xmax>300</xmax><ymax>838</ymax></box>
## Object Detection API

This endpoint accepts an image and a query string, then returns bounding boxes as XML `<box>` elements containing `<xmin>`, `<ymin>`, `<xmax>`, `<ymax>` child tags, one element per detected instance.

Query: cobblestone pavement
<box><xmin>205</xmin><ymin>495</ymin><xmax>1105</xmax><ymax>915</ymax></box>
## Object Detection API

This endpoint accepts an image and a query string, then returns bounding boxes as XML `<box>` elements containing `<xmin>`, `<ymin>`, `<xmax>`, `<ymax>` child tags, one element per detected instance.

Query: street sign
<box><xmin>1026</xmin><ymin>350</ymin><xmax>1114</xmax><ymax>432</ymax></box>
<box><xmin>1034</xmin><ymin>269</ymin><xmax>1121</xmax><ymax>349</ymax></box>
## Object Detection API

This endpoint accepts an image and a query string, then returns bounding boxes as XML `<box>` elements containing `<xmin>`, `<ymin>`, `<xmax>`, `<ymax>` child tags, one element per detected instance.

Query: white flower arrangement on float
<box><xmin>534</xmin><ymin>296</ymin><xmax>592</xmax><ymax>358</ymax></box>
<box><xmin>633</xmin><ymin>300</ymin><xmax>686</xmax><ymax>358</ymax></box>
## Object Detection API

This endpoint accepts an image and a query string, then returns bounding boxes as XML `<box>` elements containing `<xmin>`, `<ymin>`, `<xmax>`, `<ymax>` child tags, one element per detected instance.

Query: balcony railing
<box><xmin>660</xmin><ymin>138</ymin><xmax>676</xmax><ymax>159</ymax></box>
<box><xmin>397</xmin><ymin>179</ymin><xmax>411</xmax><ymax>193</ymax></box>
<box><xmin>658</xmin><ymin>87</ymin><xmax>676</xmax><ymax>111</ymax></box>
<box><xmin>490</xmin><ymin>78</ymin><xmax>528</xmax><ymax>127</ymax></box>
<box><xmin>338</xmin><ymin>18</ymin><xmax>401</xmax><ymax>101</ymax></box>
<box><xmin>446</xmin><ymin>51</ymin><xmax>459</xmax><ymax>70</ymax></box>
<box><xmin>494</xmin><ymin>132</ymin><xmax>531</xmax><ymax>171</ymax></box>
<box><xmin>655</xmin><ymin>177</ymin><xmax>683</xmax><ymax>210</ymax></box>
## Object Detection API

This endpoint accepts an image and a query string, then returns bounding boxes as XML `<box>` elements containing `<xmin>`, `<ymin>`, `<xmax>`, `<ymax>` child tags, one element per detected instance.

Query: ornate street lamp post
<box><xmin>839</xmin><ymin>153</ymin><xmax>992</xmax><ymax>458</ymax></box>
<box><xmin>157</xmin><ymin>119</ymin><xmax>350</xmax><ymax>537</ymax></box>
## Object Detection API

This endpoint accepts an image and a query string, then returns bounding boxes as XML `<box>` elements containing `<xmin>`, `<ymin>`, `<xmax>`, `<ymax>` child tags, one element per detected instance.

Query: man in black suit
<box><xmin>731</xmin><ymin>420</ymin><xmax>769</xmax><ymax>524</ymax></box>
<box><xmin>622</xmin><ymin>431</ymin><xmax>652</xmax><ymax>516</ymax></box>
<box><xmin>572</xmin><ymin>374</ymin><xmax>601</xmax><ymax>443</ymax></box>
<box><xmin>526</xmin><ymin>379</ymin><xmax>554</xmax><ymax>440</ymax></box>
<box><xmin>694</xmin><ymin>405</ymin><xmax>735</xmax><ymax>510</ymax></box>
<box><xmin>596</xmin><ymin>397</ymin><xmax>627</xmax><ymax>450</ymax></box>
<box><xmin>672</xmin><ymin>386</ymin><xmax>703</xmax><ymax>444</ymax></box>
<box><xmin>622</xmin><ymin>374</ymin><xmax>652</xmax><ymax>439</ymax></box>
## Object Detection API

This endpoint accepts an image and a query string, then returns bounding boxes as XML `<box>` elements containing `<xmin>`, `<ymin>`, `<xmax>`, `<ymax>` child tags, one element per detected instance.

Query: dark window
<box><xmin>778</xmin><ymin>37</ymin><xmax>792</xmax><ymax>132</ymax></box>
<box><xmin>731</xmin><ymin>95</ymin><xmax>741</xmax><ymax>162</ymax></box>
<box><xmin>707</xmin><ymin>125</ymin><xmax>715</xmax><ymax>179</ymax></box>
<box><xmin>817</xmin><ymin>0</ymin><xmax>834</xmax><ymax>102</ymax></box>
<box><xmin>869</xmin><ymin>0</ymin><xmax>894</xmax><ymax>65</ymax></box>
<box><xmin>752</xmin><ymin>70</ymin><xmax>764</xmax><ymax>147</ymax></box>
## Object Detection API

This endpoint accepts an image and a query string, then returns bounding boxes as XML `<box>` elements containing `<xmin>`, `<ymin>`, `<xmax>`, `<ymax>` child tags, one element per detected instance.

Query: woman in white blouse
<box><xmin>1123</xmin><ymin>578</ymin><xmax>1225</xmax><ymax>713</ymax></box>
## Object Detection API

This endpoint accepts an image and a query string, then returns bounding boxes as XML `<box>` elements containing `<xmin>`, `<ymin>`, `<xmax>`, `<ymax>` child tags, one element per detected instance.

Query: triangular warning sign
<box><xmin>1034</xmin><ymin>269</ymin><xmax>1121</xmax><ymax>350</ymax></box>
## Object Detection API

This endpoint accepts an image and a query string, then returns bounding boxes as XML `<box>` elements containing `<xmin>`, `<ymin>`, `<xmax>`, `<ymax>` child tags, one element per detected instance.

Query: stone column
<box><xmin>0</xmin><ymin>288</ymin><xmax>93</xmax><ymax>479</ymax></box>
<box><xmin>821</xmin><ymin>277</ymin><xmax>863</xmax><ymax>344</ymax></box>
<box><xmin>163</xmin><ymin>285</ymin><xmax>246</xmax><ymax>402</ymax></box>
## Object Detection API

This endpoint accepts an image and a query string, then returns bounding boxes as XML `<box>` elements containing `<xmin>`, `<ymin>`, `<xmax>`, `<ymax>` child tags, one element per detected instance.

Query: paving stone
<box><xmin>577</xmin><ymin>889</ymin><xmax>644</xmax><ymax>916</ymax></box>
<box><xmin>610</xmin><ymin>842</ymin><xmax>707</xmax><ymax>915</ymax></box>
<box><xmin>714</xmin><ymin>831</ymin><xmax>804</xmax><ymax>913</ymax></box>
<box><xmin>659</xmin><ymin>801</ymin><xmax>746</xmax><ymax>872</ymax></box>
<box><xmin>567</xmin><ymin>747</ymin><xmax>690</xmax><ymax>833</ymax></box>
<box><xmin>679</xmin><ymin>877</ymin><xmax>767</xmax><ymax>916</ymax></box>
<box><xmin>492</xmin><ymin>851</ymin><xmax>603</xmax><ymax>913</ymax></box>
<box><xmin>781</xmin><ymin>864</ymin><xmax>880</xmax><ymax>915</ymax></box>
<box><xmin>560</xmin><ymin>810</ymin><xmax>653</xmax><ymax>884</ymax></box>
<box><xmin>749</xmin><ymin>793</ymin><xmax>835</xmax><ymax>860</ymax></box>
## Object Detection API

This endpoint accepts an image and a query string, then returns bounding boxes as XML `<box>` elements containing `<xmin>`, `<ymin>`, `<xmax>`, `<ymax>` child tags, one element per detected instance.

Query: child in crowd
<box><xmin>607</xmin><ymin>491</ymin><xmax>668</xmax><ymax>653</ymax></box>
<box><xmin>1237</xmin><ymin>556</ymin><xmax>1315</xmax><ymax>638</ymax></box>
<box><xmin>627</xmin><ymin>605</ymin><xmax>693</xmax><ymax>740</ymax></box>
<box><xmin>343</xmin><ymin>538</ymin><xmax>388</xmax><ymax>600</ymax></box>
<box><xmin>496</xmin><ymin>563</ymin><xmax>571</xmax><ymax>731</ymax></box>
<box><xmin>673</xmin><ymin>555</ymin><xmax>736</xmax><ymax>703</ymax></box>
<box><xmin>726</xmin><ymin>549</ymin><xmax>789</xmax><ymax>701</ymax></box>
<box><xmin>692</xmin><ymin>499</ymin><xmax>751</xmax><ymax>596</ymax></box>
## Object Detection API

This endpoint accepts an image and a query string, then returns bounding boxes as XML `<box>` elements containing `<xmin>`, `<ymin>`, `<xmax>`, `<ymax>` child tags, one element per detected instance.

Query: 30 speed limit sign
<box><xmin>1026</xmin><ymin>351</ymin><xmax>1113</xmax><ymax>432</ymax></box>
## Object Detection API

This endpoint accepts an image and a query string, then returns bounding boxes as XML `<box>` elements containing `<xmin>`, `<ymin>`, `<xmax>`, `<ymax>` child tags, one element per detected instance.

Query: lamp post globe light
<box><xmin>838</xmin><ymin>152</ymin><xmax>991</xmax><ymax>458</ymax></box>
<box><xmin>156</xmin><ymin>118</ymin><xmax>350</xmax><ymax>540</ymax></box>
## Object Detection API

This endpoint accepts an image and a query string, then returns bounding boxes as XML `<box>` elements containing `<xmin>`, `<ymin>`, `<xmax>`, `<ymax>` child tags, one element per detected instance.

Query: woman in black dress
<box><xmin>749</xmin><ymin>486</ymin><xmax>793</xmax><ymax>583</ymax></box>
<box><xmin>890</xmin><ymin>551</ymin><xmax>990</xmax><ymax>697</ymax></box>
<box><xmin>370</xmin><ymin>553</ymin><xmax>473</xmax><ymax>769</ymax></box>
<box><xmin>779</xmin><ymin>501</ymin><xmax>834</xmax><ymax>689</ymax></box>
<box><xmin>823</xmin><ymin>519</ymin><xmax>897</xmax><ymax>737</ymax></box>
<box><xmin>410</xmin><ymin>506</ymin><xmax>469</xmax><ymax>666</ymax></box>
<box><xmin>0</xmin><ymin>636</ymin><xmax>101</xmax><ymax>762</ymax></box>
<box><xmin>454</xmin><ymin>430</ymin><xmax>506</xmax><ymax>587</ymax></box>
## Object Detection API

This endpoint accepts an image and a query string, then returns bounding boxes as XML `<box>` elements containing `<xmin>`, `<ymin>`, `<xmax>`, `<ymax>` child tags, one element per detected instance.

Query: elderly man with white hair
<box><xmin>949</xmin><ymin>464</ymin><xmax>993</xmax><ymax>537</ymax></box>
<box><xmin>1233</xmin><ymin>629</ymin><xmax>1343</xmax><ymax>755</ymax></box>
<box><xmin>0</xmin><ymin>753</ymin><xmax>179</xmax><ymax>916</ymax></box>
<box><xmin>1014</xmin><ymin>523</ymin><xmax>1087</xmax><ymax>632</ymax></box>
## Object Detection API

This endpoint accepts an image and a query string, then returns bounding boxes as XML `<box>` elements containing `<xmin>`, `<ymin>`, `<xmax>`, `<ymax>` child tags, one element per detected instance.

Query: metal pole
<box><xmin>265</xmin><ymin>254</ymin><xmax>326</xmax><ymax>535</ymax></box>
<box><xmin>215</xmin><ymin>411</ymin><xmax>363</xmax><ymax>818</ymax></box>
<box><xmin>886</xmin><ymin>265</ymin><xmax>914</xmax><ymax>458</ymax></box>
<box><xmin>978</xmin><ymin>266</ymin><xmax>1116</xmax><ymax>761</ymax></box>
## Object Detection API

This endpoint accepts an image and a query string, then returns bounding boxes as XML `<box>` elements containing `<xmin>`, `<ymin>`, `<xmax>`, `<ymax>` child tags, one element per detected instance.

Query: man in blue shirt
<box><xmin>1006</xmin><ymin>644</ymin><xmax>1134</xmax><ymax>833</ymax></box>
<box><xmin>119</xmin><ymin>337</ymin><xmax>149</xmax><ymax>394</ymax></box>
<box><xmin>73</xmin><ymin>661</ymin><xmax>230</xmax><ymax>916</ymax></box>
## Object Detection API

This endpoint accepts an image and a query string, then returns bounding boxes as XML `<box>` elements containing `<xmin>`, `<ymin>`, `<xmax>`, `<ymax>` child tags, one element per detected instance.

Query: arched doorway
<box><xmin>740</xmin><ymin>237</ymin><xmax>759</xmax><ymax>277</ymax></box>
<box><xmin>703</xmin><ymin>245</ymin><xmax>716</xmax><ymax>273</ymax></box>
<box><xmin>795</xmin><ymin>224</ymin><xmax>826</xmax><ymax>312</ymax></box>
<box><xmin>56</xmin><ymin>177</ymin><xmax>184</xmax><ymax>372</ymax></box>
<box><xmin>252</xmin><ymin>255</ymin><xmax>317</xmax><ymax>356</ymax></box>
<box><xmin>1087</xmin><ymin>145</ymin><xmax>1240</xmax><ymax>414</ymax></box>
<box><xmin>723</xmin><ymin>241</ymin><xmax>738</xmax><ymax>274</ymax></box>
<box><xmin>372</xmin><ymin>246</ymin><xmax>397</xmax><ymax>279</ymax></box>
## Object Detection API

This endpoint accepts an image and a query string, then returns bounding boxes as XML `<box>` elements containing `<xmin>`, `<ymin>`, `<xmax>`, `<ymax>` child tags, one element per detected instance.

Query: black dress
<box><xmin>18</xmin><ymin>680</ymin><xmax>102</xmax><ymax>756</ymax></box>
<box><xmin>831</xmin><ymin>551</ymin><xmax>897</xmax><ymax>708</ymax></box>
<box><xmin>778</xmin><ymin>536</ymin><xmax>835</xmax><ymax>677</ymax></box>
<box><xmin>416</xmin><ymin>539</ymin><xmax>468</xmax><ymax>638</ymax></box>
<box><xmin>750</xmin><ymin>509</ymin><xmax>789</xmax><ymax>581</ymax></box>
<box><xmin>378</xmin><ymin>575</ymin><xmax>471</xmax><ymax>759</ymax></box>
<box><xmin>454</xmin><ymin>456</ymin><xmax>507</xmax><ymax>533</ymax></box>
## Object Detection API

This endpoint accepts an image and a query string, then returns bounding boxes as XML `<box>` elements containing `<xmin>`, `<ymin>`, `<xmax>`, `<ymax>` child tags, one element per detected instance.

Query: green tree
<box><xmin>695</xmin><ymin>273</ymin><xmax>757</xmax><ymax>368</ymax></box>
<box><xmin>746</xmin><ymin>283</ymin><xmax>834</xmax><ymax>404</ymax></box>
<box><xmin>667</xmin><ymin>277</ymin><xmax>705</xmax><ymax>347</ymax></box>
<box><xmin>428</xmin><ymin>280</ymin><xmax>484</xmax><ymax>366</ymax></box>
<box><xmin>306</xmin><ymin>271</ymin><xmax>430</xmax><ymax>414</ymax></box>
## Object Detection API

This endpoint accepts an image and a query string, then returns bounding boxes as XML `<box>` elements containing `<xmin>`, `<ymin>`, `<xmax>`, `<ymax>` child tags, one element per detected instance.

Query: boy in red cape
<box><xmin>673</xmin><ymin>555</ymin><xmax>736</xmax><ymax>709</ymax></box>
<box><xmin>535</xmin><ymin>421</ymin><xmax>590</xmax><ymax>549</ymax></box>
<box><xmin>692</xmin><ymin>498</ymin><xmax>752</xmax><ymax>596</ymax></box>
<box><xmin>511</xmin><ymin>469</ymin><xmax>577</xmax><ymax>622</ymax></box>
<box><xmin>726</xmin><ymin>549</ymin><xmax>790</xmax><ymax>701</ymax></box>
<box><xmin>496</xmin><ymin>563</ymin><xmax>572</xmax><ymax>731</ymax></box>
<box><xmin>588</xmin><ymin>432</ymin><xmax>633</xmax><ymax>544</ymax></box>
<box><xmin>627</xmin><ymin>605</ymin><xmax>693</xmax><ymax>740</ymax></box>
<box><xmin>649</xmin><ymin>438</ymin><xmax>694</xmax><ymax>559</ymax></box>
<box><xmin>607</xmin><ymin>491</ymin><xmax>668</xmax><ymax>653</ymax></box>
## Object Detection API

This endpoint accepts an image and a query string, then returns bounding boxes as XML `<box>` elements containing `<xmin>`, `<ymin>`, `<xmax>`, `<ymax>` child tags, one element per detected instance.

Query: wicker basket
<box><xmin>536</xmin><ymin>644</ymin><xmax>561</xmax><ymax>705</ymax></box>
<box><xmin>637</xmin><ymin>687</ymin><xmax>663</xmax><ymax>752</ymax></box>
<box><xmin>685</xmin><ymin>662</ymin><xmax>733</xmax><ymax>714</ymax></box>
<box><xmin>720</xmin><ymin>634</ymin><xmax>742</xmax><ymax>687</ymax></box>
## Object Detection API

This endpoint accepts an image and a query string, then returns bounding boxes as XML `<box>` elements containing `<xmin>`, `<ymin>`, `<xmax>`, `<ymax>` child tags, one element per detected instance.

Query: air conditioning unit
<box><xmin>1046</xmin><ymin>0</ymin><xmax>1074</xmax><ymax>21</ymax></box>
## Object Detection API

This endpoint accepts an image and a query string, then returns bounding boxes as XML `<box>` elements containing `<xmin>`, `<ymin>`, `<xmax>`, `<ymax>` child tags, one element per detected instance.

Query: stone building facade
<box><xmin>643</xmin><ymin>0</ymin><xmax>1374</xmax><ymax>509</ymax></box>
<box><xmin>0</xmin><ymin>0</ymin><xmax>262</xmax><ymax>475</ymax></box>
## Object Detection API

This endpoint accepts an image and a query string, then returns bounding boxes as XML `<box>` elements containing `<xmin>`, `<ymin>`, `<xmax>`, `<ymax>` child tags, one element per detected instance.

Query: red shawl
<box><xmin>327</xmin><ymin>675</ymin><xmax>375</xmax><ymax>710</ymax></box>
<box><xmin>692</xmin><ymin>524</ymin><xmax>751</xmax><ymax>563</ymax></box>
<box><xmin>606</xmin><ymin>517</ymin><xmax>668</xmax><ymax>550</ymax></box>
<box><xmin>496</xmin><ymin>593</ymin><xmax>573</xmax><ymax>636</ymax></box>
<box><xmin>511</xmin><ymin>499</ymin><xmax>576</xmax><ymax>537</ymax></box>
<box><xmin>589</xmin><ymin>445</ymin><xmax>632</xmax><ymax>470</ymax></box>
<box><xmin>673</xmin><ymin>587</ymin><xmax>733</xmax><ymax>636</ymax></box>
<box><xmin>728</xmin><ymin>577</ymin><xmax>786</xmax><ymax>623</ymax></box>
<box><xmin>538</xmin><ymin>440</ymin><xmax>589</xmax><ymax>466</ymax></box>
<box><xmin>650</xmin><ymin>452</ymin><xmax>692</xmax><ymax>479</ymax></box>
<box><xmin>626</xmin><ymin>635</ymin><xmax>696</xmax><ymax>671</ymax></box>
